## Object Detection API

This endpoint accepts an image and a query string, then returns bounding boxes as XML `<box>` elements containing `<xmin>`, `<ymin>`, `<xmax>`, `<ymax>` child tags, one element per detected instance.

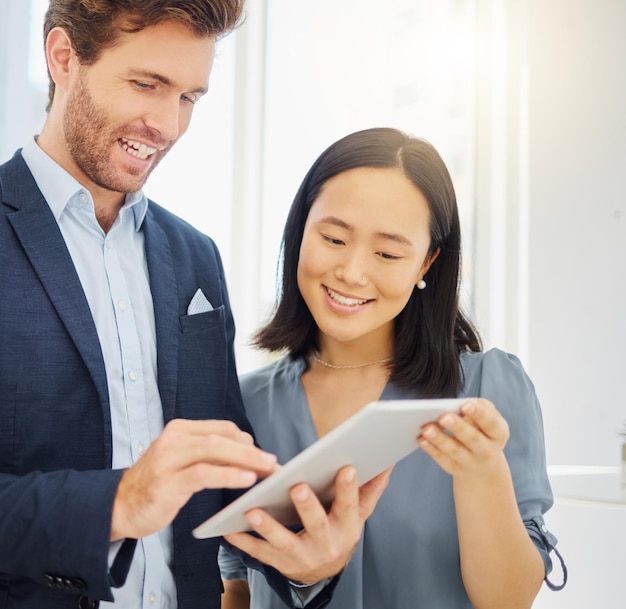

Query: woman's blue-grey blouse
<box><xmin>219</xmin><ymin>349</ymin><xmax>557</xmax><ymax>608</ymax></box>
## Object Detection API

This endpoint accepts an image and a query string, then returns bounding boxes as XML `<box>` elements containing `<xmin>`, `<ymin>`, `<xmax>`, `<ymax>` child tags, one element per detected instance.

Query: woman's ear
<box><xmin>417</xmin><ymin>247</ymin><xmax>440</xmax><ymax>285</ymax></box>
<box><xmin>45</xmin><ymin>27</ymin><xmax>75</xmax><ymax>98</ymax></box>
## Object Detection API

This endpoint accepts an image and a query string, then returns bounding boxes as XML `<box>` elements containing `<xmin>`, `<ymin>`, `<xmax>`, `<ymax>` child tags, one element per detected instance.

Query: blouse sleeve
<box><xmin>463</xmin><ymin>349</ymin><xmax>565</xmax><ymax>585</ymax></box>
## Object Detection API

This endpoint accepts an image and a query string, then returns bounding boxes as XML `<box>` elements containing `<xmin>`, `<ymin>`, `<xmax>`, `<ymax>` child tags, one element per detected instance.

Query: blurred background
<box><xmin>1</xmin><ymin>1</ymin><xmax>624</xmax><ymax>605</ymax></box>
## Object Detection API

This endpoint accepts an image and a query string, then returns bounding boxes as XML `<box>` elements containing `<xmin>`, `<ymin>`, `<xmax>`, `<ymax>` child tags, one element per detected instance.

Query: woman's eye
<box><xmin>323</xmin><ymin>235</ymin><xmax>344</xmax><ymax>246</ymax></box>
<box><xmin>378</xmin><ymin>252</ymin><xmax>400</xmax><ymax>260</ymax></box>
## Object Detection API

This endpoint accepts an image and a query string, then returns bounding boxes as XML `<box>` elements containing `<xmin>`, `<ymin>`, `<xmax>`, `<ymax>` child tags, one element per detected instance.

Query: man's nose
<box><xmin>143</xmin><ymin>97</ymin><xmax>182</xmax><ymax>143</ymax></box>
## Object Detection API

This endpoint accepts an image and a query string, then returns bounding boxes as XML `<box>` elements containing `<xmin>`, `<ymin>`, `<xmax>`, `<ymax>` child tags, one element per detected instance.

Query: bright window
<box><xmin>253</xmin><ymin>0</ymin><xmax>477</xmax><ymax>369</ymax></box>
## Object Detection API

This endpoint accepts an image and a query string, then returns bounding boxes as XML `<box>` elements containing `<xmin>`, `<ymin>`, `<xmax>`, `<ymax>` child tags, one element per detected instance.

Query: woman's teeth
<box><xmin>326</xmin><ymin>286</ymin><xmax>368</xmax><ymax>306</ymax></box>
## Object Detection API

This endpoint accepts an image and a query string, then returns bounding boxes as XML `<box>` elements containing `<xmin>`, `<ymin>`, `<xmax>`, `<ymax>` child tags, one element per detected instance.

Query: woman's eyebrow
<box><xmin>374</xmin><ymin>231</ymin><xmax>413</xmax><ymax>246</ymax></box>
<box><xmin>316</xmin><ymin>216</ymin><xmax>353</xmax><ymax>230</ymax></box>
<box><xmin>316</xmin><ymin>216</ymin><xmax>413</xmax><ymax>246</ymax></box>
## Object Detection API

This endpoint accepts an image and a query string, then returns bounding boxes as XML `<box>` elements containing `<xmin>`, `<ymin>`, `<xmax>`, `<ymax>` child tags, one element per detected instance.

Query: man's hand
<box><xmin>110</xmin><ymin>419</ymin><xmax>278</xmax><ymax>541</ymax></box>
<box><xmin>223</xmin><ymin>466</ymin><xmax>392</xmax><ymax>584</ymax></box>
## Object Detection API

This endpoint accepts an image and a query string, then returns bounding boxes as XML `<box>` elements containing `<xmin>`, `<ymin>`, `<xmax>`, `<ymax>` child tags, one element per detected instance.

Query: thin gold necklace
<box><xmin>312</xmin><ymin>352</ymin><xmax>392</xmax><ymax>370</ymax></box>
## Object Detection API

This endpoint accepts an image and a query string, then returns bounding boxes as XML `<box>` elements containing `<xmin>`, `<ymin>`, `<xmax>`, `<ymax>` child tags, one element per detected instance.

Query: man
<box><xmin>0</xmin><ymin>2</ymin><xmax>389</xmax><ymax>608</ymax></box>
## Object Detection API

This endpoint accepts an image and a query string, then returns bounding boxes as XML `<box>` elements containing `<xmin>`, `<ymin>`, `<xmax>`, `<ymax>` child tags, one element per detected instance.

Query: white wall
<box><xmin>472</xmin><ymin>7</ymin><xmax>626</xmax><ymax>601</ymax></box>
<box><xmin>526</xmin><ymin>0</ymin><xmax>625</xmax><ymax>467</ymax></box>
<box><xmin>0</xmin><ymin>0</ymin><xmax>47</xmax><ymax>162</ymax></box>
<box><xmin>472</xmin><ymin>0</ymin><xmax>626</xmax><ymax>468</ymax></box>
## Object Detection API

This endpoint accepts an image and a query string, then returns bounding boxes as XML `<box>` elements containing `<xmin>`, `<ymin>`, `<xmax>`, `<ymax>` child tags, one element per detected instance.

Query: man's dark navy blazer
<box><xmin>0</xmin><ymin>150</ymin><xmax>326</xmax><ymax>608</ymax></box>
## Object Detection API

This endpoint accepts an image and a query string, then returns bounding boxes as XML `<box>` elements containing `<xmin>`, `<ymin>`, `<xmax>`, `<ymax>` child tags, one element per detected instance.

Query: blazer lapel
<box><xmin>4</xmin><ymin>160</ymin><xmax>110</xmax><ymax>430</ymax></box>
<box><xmin>142</xmin><ymin>210</ymin><xmax>179</xmax><ymax>422</ymax></box>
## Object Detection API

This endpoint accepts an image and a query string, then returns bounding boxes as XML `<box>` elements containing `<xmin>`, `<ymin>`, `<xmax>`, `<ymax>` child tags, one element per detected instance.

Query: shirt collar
<box><xmin>21</xmin><ymin>136</ymin><xmax>149</xmax><ymax>231</ymax></box>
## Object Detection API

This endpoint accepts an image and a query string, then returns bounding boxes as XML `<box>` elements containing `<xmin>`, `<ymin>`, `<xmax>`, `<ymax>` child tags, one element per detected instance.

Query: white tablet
<box><xmin>192</xmin><ymin>397</ymin><xmax>465</xmax><ymax>538</ymax></box>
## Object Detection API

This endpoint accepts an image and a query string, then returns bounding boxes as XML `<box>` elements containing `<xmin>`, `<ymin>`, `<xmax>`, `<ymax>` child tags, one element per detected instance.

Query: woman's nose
<box><xmin>335</xmin><ymin>253</ymin><xmax>368</xmax><ymax>286</ymax></box>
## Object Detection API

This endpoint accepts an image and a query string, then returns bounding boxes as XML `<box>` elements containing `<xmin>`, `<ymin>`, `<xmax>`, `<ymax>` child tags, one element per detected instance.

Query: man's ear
<box><xmin>45</xmin><ymin>27</ymin><xmax>76</xmax><ymax>96</ymax></box>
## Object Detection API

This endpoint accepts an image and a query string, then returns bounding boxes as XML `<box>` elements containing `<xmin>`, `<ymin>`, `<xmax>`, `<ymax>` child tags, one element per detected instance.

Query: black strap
<box><xmin>544</xmin><ymin>546</ymin><xmax>568</xmax><ymax>591</ymax></box>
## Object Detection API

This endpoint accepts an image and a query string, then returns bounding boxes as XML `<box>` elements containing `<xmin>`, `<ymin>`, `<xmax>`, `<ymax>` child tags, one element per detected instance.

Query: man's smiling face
<box><xmin>61</xmin><ymin>19</ymin><xmax>215</xmax><ymax>196</ymax></box>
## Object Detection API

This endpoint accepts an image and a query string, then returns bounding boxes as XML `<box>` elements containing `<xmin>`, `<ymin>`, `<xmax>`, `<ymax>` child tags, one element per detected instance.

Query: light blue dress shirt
<box><xmin>22</xmin><ymin>138</ymin><xmax>176</xmax><ymax>609</ymax></box>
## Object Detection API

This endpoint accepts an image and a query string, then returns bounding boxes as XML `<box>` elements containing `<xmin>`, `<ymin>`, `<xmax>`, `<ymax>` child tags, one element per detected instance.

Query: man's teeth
<box><xmin>120</xmin><ymin>138</ymin><xmax>157</xmax><ymax>160</ymax></box>
<box><xmin>326</xmin><ymin>287</ymin><xmax>368</xmax><ymax>306</ymax></box>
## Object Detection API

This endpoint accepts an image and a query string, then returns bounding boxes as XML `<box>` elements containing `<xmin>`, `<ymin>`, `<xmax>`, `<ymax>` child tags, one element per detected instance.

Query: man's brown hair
<box><xmin>43</xmin><ymin>0</ymin><xmax>245</xmax><ymax>111</ymax></box>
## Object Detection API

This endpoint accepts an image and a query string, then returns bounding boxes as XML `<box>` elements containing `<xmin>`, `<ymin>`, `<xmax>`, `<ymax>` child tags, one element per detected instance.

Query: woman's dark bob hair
<box><xmin>255</xmin><ymin>127</ymin><xmax>481</xmax><ymax>397</ymax></box>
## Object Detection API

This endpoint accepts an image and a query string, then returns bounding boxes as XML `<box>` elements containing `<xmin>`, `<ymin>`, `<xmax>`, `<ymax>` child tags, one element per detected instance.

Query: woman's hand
<box><xmin>420</xmin><ymin>399</ymin><xmax>544</xmax><ymax>609</ymax></box>
<box><xmin>417</xmin><ymin>398</ymin><xmax>509</xmax><ymax>478</ymax></box>
<box><xmin>223</xmin><ymin>466</ymin><xmax>392</xmax><ymax>584</ymax></box>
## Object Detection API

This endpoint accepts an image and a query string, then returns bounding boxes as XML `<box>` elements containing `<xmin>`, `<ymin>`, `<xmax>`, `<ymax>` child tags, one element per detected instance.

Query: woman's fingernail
<box><xmin>423</xmin><ymin>426</ymin><xmax>437</xmax><ymax>439</ymax></box>
<box><xmin>344</xmin><ymin>467</ymin><xmax>356</xmax><ymax>483</ymax></box>
<box><xmin>461</xmin><ymin>400</ymin><xmax>477</xmax><ymax>415</ymax></box>
<box><xmin>294</xmin><ymin>487</ymin><xmax>309</xmax><ymax>502</ymax></box>
<box><xmin>247</xmin><ymin>512</ymin><xmax>263</xmax><ymax>527</ymax></box>
<box><xmin>440</xmin><ymin>414</ymin><xmax>455</xmax><ymax>428</ymax></box>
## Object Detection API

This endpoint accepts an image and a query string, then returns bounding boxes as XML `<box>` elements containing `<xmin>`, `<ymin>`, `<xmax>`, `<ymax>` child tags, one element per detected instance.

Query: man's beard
<box><xmin>63</xmin><ymin>70</ymin><xmax>166</xmax><ymax>194</ymax></box>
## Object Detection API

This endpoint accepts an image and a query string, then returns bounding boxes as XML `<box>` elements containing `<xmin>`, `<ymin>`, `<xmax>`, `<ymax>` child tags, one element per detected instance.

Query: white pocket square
<box><xmin>187</xmin><ymin>288</ymin><xmax>213</xmax><ymax>315</ymax></box>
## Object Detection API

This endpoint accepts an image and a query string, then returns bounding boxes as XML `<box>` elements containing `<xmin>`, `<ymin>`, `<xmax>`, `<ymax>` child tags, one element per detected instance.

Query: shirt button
<box><xmin>117</xmin><ymin>300</ymin><xmax>127</xmax><ymax>311</ymax></box>
<box><xmin>128</xmin><ymin>370</ymin><xmax>138</xmax><ymax>381</ymax></box>
<box><xmin>105</xmin><ymin>240</ymin><xmax>113</xmax><ymax>249</ymax></box>
<box><xmin>148</xmin><ymin>592</ymin><xmax>157</xmax><ymax>605</ymax></box>
<box><xmin>138</xmin><ymin>443</ymin><xmax>146</xmax><ymax>456</ymax></box>
<box><xmin>79</xmin><ymin>193</ymin><xmax>88</xmax><ymax>203</ymax></box>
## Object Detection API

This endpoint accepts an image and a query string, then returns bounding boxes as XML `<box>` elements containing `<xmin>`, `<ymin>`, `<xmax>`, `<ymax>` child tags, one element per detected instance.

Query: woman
<box><xmin>219</xmin><ymin>128</ymin><xmax>563</xmax><ymax>608</ymax></box>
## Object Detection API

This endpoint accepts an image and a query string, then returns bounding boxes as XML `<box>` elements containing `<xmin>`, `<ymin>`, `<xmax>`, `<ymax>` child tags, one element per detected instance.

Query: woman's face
<box><xmin>297</xmin><ymin>166</ymin><xmax>437</xmax><ymax>350</ymax></box>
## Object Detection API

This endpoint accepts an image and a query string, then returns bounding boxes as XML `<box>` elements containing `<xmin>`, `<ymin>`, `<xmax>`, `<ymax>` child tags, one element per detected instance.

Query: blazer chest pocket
<box><xmin>177</xmin><ymin>305</ymin><xmax>229</xmax><ymax>416</ymax></box>
<box><xmin>178</xmin><ymin>305</ymin><xmax>228</xmax><ymax>374</ymax></box>
<box><xmin>179</xmin><ymin>305</ymin><xmax>225</xmax><ymax>334</ymax></box>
